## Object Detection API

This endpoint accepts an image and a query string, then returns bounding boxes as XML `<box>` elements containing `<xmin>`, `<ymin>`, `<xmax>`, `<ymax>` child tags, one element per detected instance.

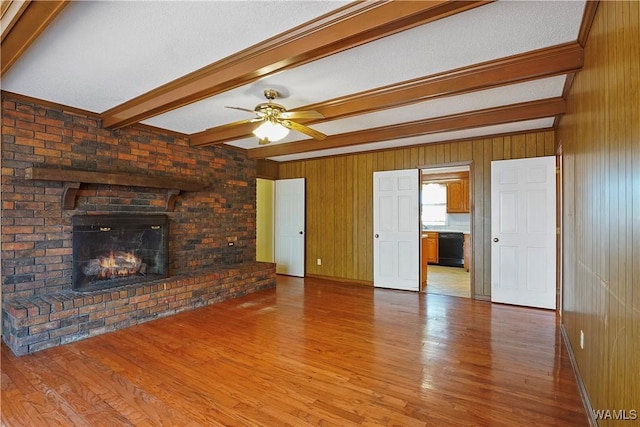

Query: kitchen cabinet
<box><xmin>425</xmin><ymin>232</ymin><xmax>438</xmax><ymax>264</ymax></box>
<box><xmin>447</xmin><ymin>178</ymin><xmax>470</xmax><ymax>213</ymax></box>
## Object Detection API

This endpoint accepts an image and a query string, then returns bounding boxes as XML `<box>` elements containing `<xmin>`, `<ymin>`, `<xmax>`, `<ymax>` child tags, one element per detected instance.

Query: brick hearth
<box><xmin>2</xmin><ymin>263</ymin><xmax>274</xmax><ymax>355</ymax></box>
<box><xmin>1</xmin><ymin>94</ymin><xmax>276</xmax><ymax>355</ymax></box>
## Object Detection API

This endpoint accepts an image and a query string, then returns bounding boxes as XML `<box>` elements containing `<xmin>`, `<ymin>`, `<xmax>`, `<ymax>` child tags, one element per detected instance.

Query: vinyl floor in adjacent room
<box><xmin>425</xmin><ymin>265</ymin><xmax>471</xmax><ymax>298</ymax></box>
<box><xmin>1</xmin><ymin>275</ymin><xmax>588</xmax><ymax>426</ymax></box>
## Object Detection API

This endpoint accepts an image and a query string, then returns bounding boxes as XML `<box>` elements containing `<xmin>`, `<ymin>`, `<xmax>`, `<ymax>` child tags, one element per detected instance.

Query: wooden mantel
<box><xmin>25</xmin><ymin>167</ymin><xmax>206</xmax><ymax>211</ymax></box>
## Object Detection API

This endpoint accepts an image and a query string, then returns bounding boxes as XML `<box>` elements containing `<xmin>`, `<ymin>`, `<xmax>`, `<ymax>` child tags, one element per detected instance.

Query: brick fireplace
<box><xmin>1</xmin><ymin>94</ymin><xmax>276</xmax><ymax>355</ymax></box>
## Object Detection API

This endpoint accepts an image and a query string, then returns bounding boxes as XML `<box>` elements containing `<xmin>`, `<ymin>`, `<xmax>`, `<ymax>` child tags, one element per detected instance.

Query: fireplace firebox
<box><xmin>72</xmin><ymin>215</ymin><xmax>168</xmax><ymax>292</ymax></box>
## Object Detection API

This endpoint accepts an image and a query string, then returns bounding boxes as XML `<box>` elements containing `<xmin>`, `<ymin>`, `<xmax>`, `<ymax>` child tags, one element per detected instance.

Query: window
<box><xmin>421</xmin><ymin>183</ymin><xmax>447</xmax><ymax>226</ymax></box>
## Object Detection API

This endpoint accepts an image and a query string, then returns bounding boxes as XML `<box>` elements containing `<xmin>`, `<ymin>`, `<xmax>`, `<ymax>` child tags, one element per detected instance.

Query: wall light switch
<box><xmin>317</xmin><ymin>258</ymin><xmax>322</xmax><ymax>266</ymax></box>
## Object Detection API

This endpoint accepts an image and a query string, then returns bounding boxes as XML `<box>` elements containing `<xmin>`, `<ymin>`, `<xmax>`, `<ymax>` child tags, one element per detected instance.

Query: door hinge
<box><xmin>556</xmin><ymin>227</ymin><xmax>561</xmax><ymax>235</ymax></box>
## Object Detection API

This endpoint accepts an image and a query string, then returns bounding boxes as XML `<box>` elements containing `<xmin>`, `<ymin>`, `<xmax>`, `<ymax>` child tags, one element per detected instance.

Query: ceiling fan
<box><xmin>225</xmin><ymin>89</ymin><xmax>327</xmax><ymax>145</ymax></box>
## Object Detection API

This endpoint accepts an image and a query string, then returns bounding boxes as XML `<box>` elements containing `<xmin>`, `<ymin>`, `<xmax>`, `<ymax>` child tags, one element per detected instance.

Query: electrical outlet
<box><xmin>317</xmin><ymin>258</ymin><xmax>322</xmax><ymax>266</ymax></box>
<box><xmin>580</xmin><ymin>330</ymin><xmax>584</xmax><ymax>349</ymax></box>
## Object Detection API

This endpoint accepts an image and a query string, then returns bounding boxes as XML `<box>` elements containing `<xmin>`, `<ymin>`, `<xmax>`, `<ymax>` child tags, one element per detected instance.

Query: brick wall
<box><xmin>1</xmin><ymin>94</ymin><xmax>275</xmax><ymax>354</ymax></box>
<box><xmin>2</xmin><ymin>94</ymin><xmax>259</xmax><ymax>296</ymax></box>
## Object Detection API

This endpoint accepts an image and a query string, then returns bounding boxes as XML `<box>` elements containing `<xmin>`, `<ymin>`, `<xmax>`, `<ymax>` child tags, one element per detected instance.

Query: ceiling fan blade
<box><xmin>280</xmin><ymin>110</ymin><xmax>324</xmax><ymax>120</ymax></box>
<box><xmin>280</xmin><ymin>120</ymin><xmax>327</xmax><ymax>140</ymax></box>
<box><xmin>211</xmin><ymin>117</ymin><xmax>263</xmax><ymax>131</ymax></box>
<box><xmin>224</xmin><ymin>106</ymin><xmax>256</xmax><ymax>114</ymax></box>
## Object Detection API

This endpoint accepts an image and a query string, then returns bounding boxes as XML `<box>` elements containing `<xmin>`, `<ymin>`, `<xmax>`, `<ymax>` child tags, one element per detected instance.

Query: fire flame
<box><xmin>97</xmin><ymin>250</ymin><xmax>142</xmax><ymax>279</ymax></box>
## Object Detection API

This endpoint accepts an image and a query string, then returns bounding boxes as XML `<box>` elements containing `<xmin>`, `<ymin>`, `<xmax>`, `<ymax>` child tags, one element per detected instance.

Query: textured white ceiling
<box><xmin>142</xmin><ymin>1</ymin><xmax>584</xmax><ymax>135</ymax></box>
<box><xmin>225</xmin><ymin>75</ymin><xmax>567</xmax><ymax>150</ymax></box>
<box><xmin>269</xmin><ymin>118</ymin><xmax>556</xmax><ymax>163</ymax></box>
<box><xmin>1</xmin><ymin>1</ymin><xmax>348</xmax><ymax>110</ymax></box>
<box><xmin>2</xmin><ymin>0</ymin><xmax>587</xmax><ymax>161</ymax></box>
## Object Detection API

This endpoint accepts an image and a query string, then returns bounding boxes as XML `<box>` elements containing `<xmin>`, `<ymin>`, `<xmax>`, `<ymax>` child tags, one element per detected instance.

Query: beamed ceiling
<box><xmin>1</xmin><ymin>0</ymin><xmax>597</xmax><ymax>162</ymax></box>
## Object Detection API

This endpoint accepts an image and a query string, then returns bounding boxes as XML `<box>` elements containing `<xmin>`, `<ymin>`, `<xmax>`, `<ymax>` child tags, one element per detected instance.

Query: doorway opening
<box><xmin>420</xmin><ymin>165</ymin><xmax>471</xmax><ymax>298</ymax></box>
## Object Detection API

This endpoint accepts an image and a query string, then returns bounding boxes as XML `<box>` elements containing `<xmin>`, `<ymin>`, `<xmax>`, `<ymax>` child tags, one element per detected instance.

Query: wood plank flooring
<box><xmin>1</xmin><ymin>275</ymin><xmax>588</xmax><ymax>426</ymax></box>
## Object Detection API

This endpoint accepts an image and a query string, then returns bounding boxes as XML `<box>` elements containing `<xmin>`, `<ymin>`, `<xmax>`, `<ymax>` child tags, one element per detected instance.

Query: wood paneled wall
<box><xmin>558</xmin><ymin>1</ymin><xmax>639</xmax><ymax>421</ymax></box>
<box><xmin>279</xmin><ymin>131</ymin><xmax>555</xmax><ymax>297</ymax></box>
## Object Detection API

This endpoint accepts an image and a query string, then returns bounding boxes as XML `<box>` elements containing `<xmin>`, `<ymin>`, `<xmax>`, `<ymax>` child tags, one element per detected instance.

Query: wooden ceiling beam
<box><xmin>247</xmin><ymin>98</ymin><xmax>566</xmax><ymax>159</ymax></box>
<box><xmin>1</xmin><ymin>0</ymin><xmax>69</xmax><ymax>76</ymax></box>
<box><xmin>190</xmin><ymin>42</ymin><xmax>583</xmax><ymax>147</ymax></box>
<box><xmin>101</xmin><ymin>0</ymin><xmax>490</xmax><ymax>129</ymax></box>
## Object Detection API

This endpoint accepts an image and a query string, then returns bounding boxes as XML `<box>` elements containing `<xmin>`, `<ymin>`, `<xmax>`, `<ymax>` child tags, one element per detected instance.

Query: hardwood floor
<box><xmin>1</xmin><ymin>275</ymin><xmax>588</xmax><ymax>426</ymax></box>
<box><xmin>425</xmin><ymin>265</ymin><xmax>470</xmax><ymax>298</ymax></box>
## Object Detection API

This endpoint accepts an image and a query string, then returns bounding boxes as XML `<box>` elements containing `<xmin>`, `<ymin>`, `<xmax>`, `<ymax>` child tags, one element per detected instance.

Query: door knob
<box><xmin>375</xmin><ymin>234</ymin><xmax>379</xmax><ymax>238</ymax></box>
<box><xmin>493</xmin><ymin>238</ymin><xmax>499</xmax><ymax>242</ymax></box>
<box><xmin>299</xmin><ymin>231</ymin><xmax>304</xmax><ymax>235</ymax></box>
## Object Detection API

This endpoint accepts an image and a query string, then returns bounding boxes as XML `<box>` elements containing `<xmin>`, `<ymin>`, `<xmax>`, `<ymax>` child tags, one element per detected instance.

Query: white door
<box><xmin>275</xmin><ymin>178</ymin><xmax>305</xmax><ymax>277</ymax></box>
<box><xmin>373</xmin><ymin>169</ymin><xmax>420</xmax><ymax>291</ymax></box>
<box><xmin>491</xmin><ymin>156</ymin><xmax>556</xmax><ymax>309</ymax></box>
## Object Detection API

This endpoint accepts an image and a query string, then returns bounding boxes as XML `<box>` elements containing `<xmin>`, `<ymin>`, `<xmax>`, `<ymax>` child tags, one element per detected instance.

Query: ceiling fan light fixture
<box><xmin>253</xmin><ymin>120</ymin><xmax>289</xmax><ymax>142</ymax></box>
<box><xmin>225</xmin><ymin>88</ymin><xmax>325</xmax><ymax>144</ymax></box>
